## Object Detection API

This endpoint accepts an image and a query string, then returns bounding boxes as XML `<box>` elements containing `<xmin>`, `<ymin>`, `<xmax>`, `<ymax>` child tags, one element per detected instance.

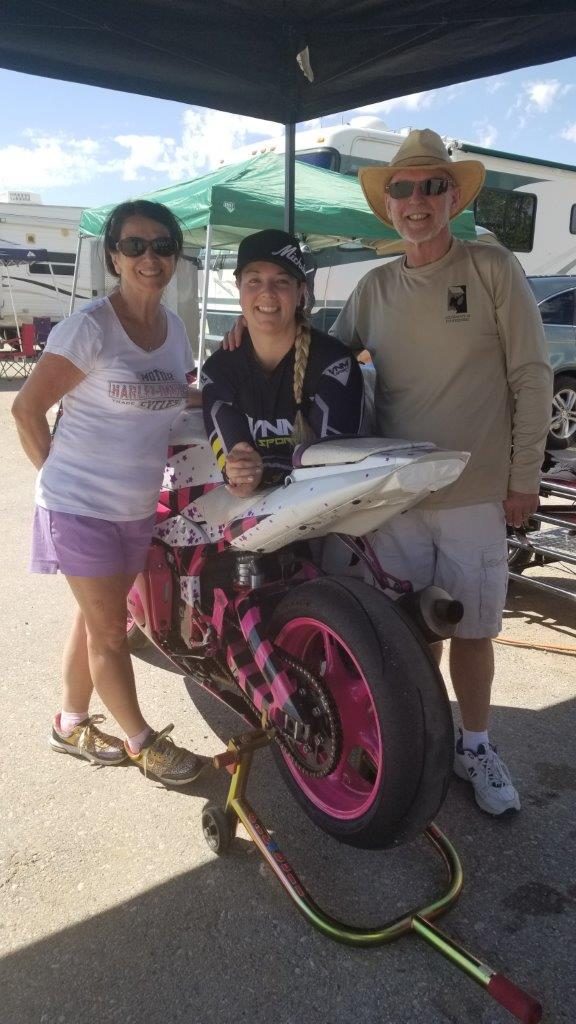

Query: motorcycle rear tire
<box><xmin>269</xmin><ymin>576</ymin><xmax>453</xmax><ymax>850</ymax></box>
<box><xmin>126</xmin><ymin>615</ymin><xmax>149</xmax><ymax>651</ymax></box>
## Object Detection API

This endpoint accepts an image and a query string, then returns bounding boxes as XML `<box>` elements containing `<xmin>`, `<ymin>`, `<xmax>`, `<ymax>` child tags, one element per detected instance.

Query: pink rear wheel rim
<box><xmin>274</xmin><ymin>617</ymin><xmax>383</xmax><ymax>820</ymax></box>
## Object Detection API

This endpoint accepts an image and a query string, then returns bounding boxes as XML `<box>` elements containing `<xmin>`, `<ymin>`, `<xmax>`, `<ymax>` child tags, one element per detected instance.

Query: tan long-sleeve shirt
<box><xmin>332</xmin><ymin>239</ymin><xmax>553</xmax><ymax>509</ymax></box>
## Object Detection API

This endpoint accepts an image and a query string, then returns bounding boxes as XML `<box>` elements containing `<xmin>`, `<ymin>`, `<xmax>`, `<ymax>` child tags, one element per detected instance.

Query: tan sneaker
<box><xmin>125</xmin><ymin>724</ymin><xmax>203</xmax><ymax>785</ymax></box>
<box><xmin>50</xmin><ymin>714</ymin><xmax>127</xmax><ymax>765</ymax></box>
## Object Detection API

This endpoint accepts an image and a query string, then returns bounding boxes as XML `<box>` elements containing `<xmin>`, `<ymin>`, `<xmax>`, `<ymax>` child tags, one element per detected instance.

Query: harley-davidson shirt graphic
<box><xmin>108</xmin><ymin>368</ymin><xmax>188</xmax><ymax>410</ymax></box>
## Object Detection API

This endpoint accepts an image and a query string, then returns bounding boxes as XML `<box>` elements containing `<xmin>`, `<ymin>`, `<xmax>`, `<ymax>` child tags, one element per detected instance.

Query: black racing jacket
<box><xmin>201</xmin><ymin>328</ymin><xmax>364</xmax><ymax>486</ymax></box>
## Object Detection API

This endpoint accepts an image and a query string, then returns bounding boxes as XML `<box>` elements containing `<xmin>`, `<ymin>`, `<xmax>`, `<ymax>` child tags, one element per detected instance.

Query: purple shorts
<box><xmin>30</xmin><ymin>506</ymin><xmax>156</xmax><ymax>577</ymax></box>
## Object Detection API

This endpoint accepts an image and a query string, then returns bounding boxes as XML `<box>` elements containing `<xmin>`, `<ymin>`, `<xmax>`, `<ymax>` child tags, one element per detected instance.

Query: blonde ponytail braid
<box><xmin>292</xmin><ymin>308</ymin><xmax>316</xmax><ymax>445</ymax></box>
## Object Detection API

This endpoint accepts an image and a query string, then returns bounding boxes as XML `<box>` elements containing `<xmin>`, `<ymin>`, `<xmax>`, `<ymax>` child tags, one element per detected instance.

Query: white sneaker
<box><xmin>454</xmin><ymin>732</ymin><xmax>520</xmax><ymax>815</ymax></box>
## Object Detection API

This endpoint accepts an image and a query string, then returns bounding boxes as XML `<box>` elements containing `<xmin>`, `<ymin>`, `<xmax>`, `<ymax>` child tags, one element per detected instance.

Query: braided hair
<box><xmin>292</xmin><ymin>307</ymin><xmax>316</xmax><ymax>445</ymax></box>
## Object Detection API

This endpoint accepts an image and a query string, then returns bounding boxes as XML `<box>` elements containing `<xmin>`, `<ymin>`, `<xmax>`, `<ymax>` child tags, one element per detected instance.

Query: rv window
<box><xmin>473</xmin><ymin>187</ymin><xmax>536</xmax><ymax>253</ymax></box>
<box><xmin>570</xmin><ymin>205</ymin><xmax>576</xmax><ymax>235</ymax></box>
<box><xmin>29</xmin><ymin>263</ymin><xmax>75</xmax><ymax>277</ymax></box>
<box><xmin>29</xmin><ymin>250</ymin><xmax>76</xmax><ymax>277</ymax></box>
<box><xmin>296</xmin><ymin>148</ymin><xmax>340</xmax><ymax>172</ymax></box>
<box><xmin>338</xmin><ymin>154</ymin><xmax>390</xmax><ymax>177</ymax></box>
<box><xmin>538</xmin><ymin>290</ymin><xmax>575</xmax><ymax>327</ymax></box>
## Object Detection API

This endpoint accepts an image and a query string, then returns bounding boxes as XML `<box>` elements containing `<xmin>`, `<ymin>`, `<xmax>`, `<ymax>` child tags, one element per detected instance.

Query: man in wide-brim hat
<box><xmin>359</xmin><ymin>127</ymin><xmax>485</xmax><ymax>229</ymax></box>
<box><xmin>331</xmin><ymin>128</ymin><xmax>553</xmax><ymax>817</ymax></box>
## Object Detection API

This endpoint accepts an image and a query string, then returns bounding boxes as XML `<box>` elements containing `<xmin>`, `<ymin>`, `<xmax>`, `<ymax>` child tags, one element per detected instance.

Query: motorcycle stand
<box><xmin>202</xmin><ymin>728</ymin><xmax>542</xmax><ymax>1024</ymax></box>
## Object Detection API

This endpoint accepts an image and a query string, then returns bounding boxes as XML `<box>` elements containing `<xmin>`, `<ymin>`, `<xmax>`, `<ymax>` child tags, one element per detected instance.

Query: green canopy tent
<box><xmin>77</xmin><ymin>152</ymin><xmax>477</xmax><ymax>364</ymax></box>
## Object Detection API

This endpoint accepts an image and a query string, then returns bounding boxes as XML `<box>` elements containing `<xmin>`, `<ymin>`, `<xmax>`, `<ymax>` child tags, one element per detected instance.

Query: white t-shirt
<box><xmin>36</xmin><ymin>296</ymin><xmax>194</xmax><ymax>520</ymax></box>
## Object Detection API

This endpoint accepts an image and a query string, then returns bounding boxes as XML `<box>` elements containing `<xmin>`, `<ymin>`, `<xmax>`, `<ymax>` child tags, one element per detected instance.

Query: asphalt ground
<box><xmin>1</xmin><ymin>379</ymin><xmax>575</xmax><ymax>1024</ymax></box>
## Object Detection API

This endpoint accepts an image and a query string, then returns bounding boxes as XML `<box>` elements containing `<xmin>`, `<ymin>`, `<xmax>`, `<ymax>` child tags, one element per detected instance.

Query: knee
<box><xmin>452</xmin><ymin>636</ymin><xmax>493</xmax><ymax>652</ymax></box>
<box><xmin>86</xmin><ymin>622</ymin><xmax>128</xmax><ymax>656</ymax></box>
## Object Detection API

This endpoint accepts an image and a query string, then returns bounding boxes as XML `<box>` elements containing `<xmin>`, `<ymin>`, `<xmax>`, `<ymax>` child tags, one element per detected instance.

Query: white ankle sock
<box><xmin>461</xmin><ymin>728</ymin><xmax>489</xmax><ymax>753</ymax></box>
<box><xmin>126</xmin><ymin>726</ymin><xmax>152</xmax><ymax>754</ymax></box>
<box><xmin>59</xmin><ymin>710</ymin><xmax>89</xmax><ymax>736</ymax></box>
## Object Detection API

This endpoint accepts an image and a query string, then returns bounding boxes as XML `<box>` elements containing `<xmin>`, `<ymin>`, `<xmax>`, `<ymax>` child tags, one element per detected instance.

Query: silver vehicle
<box><xmin>527</xmin><ymin>276</ymin><xmax>576</xmax><ymax>450</ymax></box>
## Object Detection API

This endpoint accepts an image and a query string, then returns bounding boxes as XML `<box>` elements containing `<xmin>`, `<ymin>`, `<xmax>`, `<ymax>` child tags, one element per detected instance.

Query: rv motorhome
<box><xmin>0</xmin><ymin>191</ymin><xmax>102</xmax><ymax>341</ymax></box>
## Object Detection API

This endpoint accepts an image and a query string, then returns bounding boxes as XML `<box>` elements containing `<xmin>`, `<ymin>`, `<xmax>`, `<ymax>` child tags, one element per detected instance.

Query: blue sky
<box><xmin>1</xmin><ymin>56</ymin><xmax>575</xmax><ymax>210</ymax></box>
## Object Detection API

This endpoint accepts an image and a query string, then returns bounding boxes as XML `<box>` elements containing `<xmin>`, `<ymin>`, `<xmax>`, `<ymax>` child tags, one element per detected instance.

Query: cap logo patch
<box><xmin>271</xmin><ymin>244</ymin><xmax>306</xmax><ymax>275</ymax></box>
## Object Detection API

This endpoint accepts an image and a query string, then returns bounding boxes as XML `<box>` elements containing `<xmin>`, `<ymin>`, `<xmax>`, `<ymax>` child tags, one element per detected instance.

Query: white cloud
<box><xmin>0</xmin><ymin>109</ymin><xmax>285</xmax><ymax>195</ymax></box>
<box><xmin>353</xmin><ymin>90</ymin><xmax>437</xmax><ymax>118</ymax></box>
<box><xmin>505</xmin><ymin>78</ymin><xmax>573</xmax><ymax>134</ymax></box>
<box><xmin>0</xmin><ymin>133</ymin><xmax>109</xmax><ymax>191</ymax></box>
<box><xmin>114</xmin><ymin>134</ymin><xmax>177</xmax><ymax>182</ymax></box>
<box><xmin>560</xmin><ymin>123</ymin><xmax>576</xmax><ymax>143</ymax></box>
<box><xmin>486</xmin><ymin>80</ymin><xmax>504</xmax><ymax>95</ymax></box>
<box><xmin>114</xmin><ymin>109</ymin><xmax>285</xmax><ymax>184</ymax></box>
<box><xmin>508</xmin><ymin>79</ymin><xmax>573</xmax><ymax>119</ymax></box>
<box><xmin>473</xmin><ymin>121</ymin><xmax>498</xmax><ymax>147</ymax></box>
<box><xmin>525</xmin><ymin>79</ymin><xmax>563</xmax><ymax>113</ymax></box>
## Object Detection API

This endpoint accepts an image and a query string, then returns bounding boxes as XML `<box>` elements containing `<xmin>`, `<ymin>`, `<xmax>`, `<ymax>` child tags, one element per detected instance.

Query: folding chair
<box><xmin>0</xmin><ymin>325</ymin><xmax>39</xmax><ymax>378</ymax></box>
<box><xmin>33</xmin><ymin>317</ymin><xmax>53</xmax><ymax>350</ymax></box>
<box><xmin>0</xmin><ymin>342</ymin><xmax>27</xmax><ymax>378</ymax></box>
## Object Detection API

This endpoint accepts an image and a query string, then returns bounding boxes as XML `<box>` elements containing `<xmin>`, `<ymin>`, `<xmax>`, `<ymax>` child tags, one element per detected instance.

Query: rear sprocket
<box><xmin>273</xmin><ymin>649</ymin><xmax>341</xmax><ymax>778</ymax></box>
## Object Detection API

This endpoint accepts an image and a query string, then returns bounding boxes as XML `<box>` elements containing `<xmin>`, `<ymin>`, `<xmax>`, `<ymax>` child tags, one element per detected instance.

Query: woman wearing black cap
<box><xmin>201</xmin><ymin>229</ymin><xmax>365</xmax><ymax>497</ymax></box>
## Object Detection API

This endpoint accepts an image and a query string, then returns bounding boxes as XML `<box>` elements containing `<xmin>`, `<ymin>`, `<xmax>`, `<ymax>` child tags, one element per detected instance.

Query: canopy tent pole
<box><xmin>4</xmin><ymin>268</ymin><xmax>22</xmax><ymax>342</ymax></box>
<box><xmin>284</xmin><ymin>124</ymin><xmax>296</xmax><ymax>234</ymax></box>
<box><xmin>48</xmin><ymin>262</ymin><xmax>66</xmax><ymax>316</ymax></box>
<box><xmin>68</xmin><ymin>234</ymin><xmax>84</xmax><ymax>316</ymax></box>
<box><xmin>196</xmin><ymin>222</ymin><xmax>213</xmax><ymax>384</ymax></box>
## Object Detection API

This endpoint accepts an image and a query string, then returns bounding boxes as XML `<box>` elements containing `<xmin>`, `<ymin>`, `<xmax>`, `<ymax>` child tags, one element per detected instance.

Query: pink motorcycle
<box><xmin>127</xmin><ymin>409</ymin><xmax>468</xmax><ymax>849</ymax></box>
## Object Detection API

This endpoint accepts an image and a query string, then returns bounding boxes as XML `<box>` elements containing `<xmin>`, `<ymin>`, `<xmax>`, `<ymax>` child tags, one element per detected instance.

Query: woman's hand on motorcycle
<box><xmin>221</xmin><ymin>316</ymin><xmax>246</xmax><ymax>351</ymax></box>
<box><xmin>224</xmin><ymin>442</ymin><xmax>264</xmax><ymax>496</ymax></box>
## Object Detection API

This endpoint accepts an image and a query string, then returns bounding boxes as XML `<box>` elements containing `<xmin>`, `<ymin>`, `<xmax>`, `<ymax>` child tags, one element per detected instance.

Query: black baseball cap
<box><xmin>235</xmin><ymin>229</ymin><xmax>307</xmax><ymax>282</ymax></box>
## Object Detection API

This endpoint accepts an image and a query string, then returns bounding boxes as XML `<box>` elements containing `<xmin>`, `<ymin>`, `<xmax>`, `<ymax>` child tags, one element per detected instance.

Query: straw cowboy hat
<box><xmin>359</xmin><ymin>128</ymin><xmax>485</xmax><ymax>228</ymax></box>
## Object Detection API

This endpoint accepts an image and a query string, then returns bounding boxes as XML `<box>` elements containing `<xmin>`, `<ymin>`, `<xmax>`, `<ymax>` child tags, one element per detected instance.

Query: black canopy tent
<box><xmin>0</xmin><ymin>242</ymin><xmax>48</xmax><ymax>267</ymax></box>
<box><xmin>3</xmin><ymin>1</ymin><xmax>576</xmax><ymax>229</ymax></box>
<box><xmin>0</xmin><ymin>242</ymin><xmax>48</xmax><ymax>342</ymax></box>
<box><xmin>3</xmin><ymin>2</ymin><xmax>576</xmax><ymax>122</ymax></box>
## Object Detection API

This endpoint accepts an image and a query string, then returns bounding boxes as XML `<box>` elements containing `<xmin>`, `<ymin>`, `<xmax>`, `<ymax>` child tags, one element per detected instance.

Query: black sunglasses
<box><xmin>115</xmin><ymin>236</ymin><xmax>178</xmax><ymax>258</ymax></box>
<box><xmin>385</xmin><ymin>177</ymin><xmax>451</xmax><ymax>200</ymax></box>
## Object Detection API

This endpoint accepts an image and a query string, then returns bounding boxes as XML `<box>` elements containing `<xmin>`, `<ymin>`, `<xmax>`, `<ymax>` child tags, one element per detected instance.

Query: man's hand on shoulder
<box><xmin>221</xmin><ymin>316</ymin><xmax>246</xmax><ymax>351</ymax></box>
<box><xmin>503</xmin><ymin>489</ymin><xmax>539</xmax><ymax>528</ymax></box>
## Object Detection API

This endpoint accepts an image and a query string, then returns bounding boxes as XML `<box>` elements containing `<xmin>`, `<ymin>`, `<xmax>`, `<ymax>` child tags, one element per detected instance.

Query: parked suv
<box><xmin>527</xmin><ymin>276</ymin><xmax>576</xmax><ymax>449</ymax></box>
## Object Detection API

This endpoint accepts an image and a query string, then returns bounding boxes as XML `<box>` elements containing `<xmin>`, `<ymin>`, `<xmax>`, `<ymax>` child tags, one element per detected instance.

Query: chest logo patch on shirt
<box><xmin>446</xmin><ymin>285</ymin><xmax>470</xmax><ymax>323</ymax></box>
<box><xmin>248</xmin><ymin>416</ymin><xmax>294</xmax><ymax>446</ymax></box>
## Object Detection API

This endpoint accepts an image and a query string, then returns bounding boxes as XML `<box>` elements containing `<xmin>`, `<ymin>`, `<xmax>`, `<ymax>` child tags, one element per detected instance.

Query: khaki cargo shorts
<box><xmin>369</xmin><ymin>502</ymin><xmax>508</xmax><ymax>639</ymax></box>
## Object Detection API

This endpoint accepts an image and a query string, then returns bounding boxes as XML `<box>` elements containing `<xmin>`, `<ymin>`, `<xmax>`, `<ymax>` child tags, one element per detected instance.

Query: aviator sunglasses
<box><xmin>385</xmin><ymin>177</ymin><xmax>451</xmax><ymax>200</ymax></box>
<box><xmin>115</xmin><ymin>236</ymin><xmax>178</xmax><ymax>258</ymax></box>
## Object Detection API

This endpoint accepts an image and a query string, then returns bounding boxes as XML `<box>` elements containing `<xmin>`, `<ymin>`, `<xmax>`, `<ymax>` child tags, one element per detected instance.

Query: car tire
<box><xmin>548</xmin><ymin>374</ymin><xmax>576</xmax><ymax>450</ymax></box>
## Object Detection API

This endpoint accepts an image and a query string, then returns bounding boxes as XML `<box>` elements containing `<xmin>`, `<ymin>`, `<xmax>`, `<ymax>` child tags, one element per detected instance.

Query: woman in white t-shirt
<box><xmin>12</xmin><ymin>200</ymin><xmax>204</xmax><ymax>786</ymax></box>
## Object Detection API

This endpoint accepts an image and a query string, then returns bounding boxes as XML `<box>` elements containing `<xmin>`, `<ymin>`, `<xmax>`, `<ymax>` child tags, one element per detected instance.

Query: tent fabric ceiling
<box><xmin>3</xmin><ymin>2</ymin><xmax>576</xmax><ymax>123</ymax></box>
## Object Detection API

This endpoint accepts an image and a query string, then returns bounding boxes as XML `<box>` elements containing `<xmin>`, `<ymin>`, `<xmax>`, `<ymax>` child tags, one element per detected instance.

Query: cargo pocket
<box><xmin>479</xmin><ymin>542</ymin><xmax>508</xmax><ymax>628</ymax></box>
